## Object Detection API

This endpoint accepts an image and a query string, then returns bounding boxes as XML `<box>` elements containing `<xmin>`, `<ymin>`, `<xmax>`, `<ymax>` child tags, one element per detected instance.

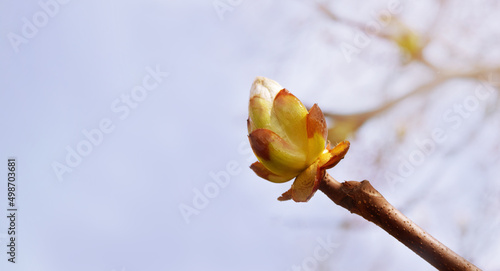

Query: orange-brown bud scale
<box><xmin>306</xmin><ymin>104</ymin><xmax>327</xmax><ymax>140</ymax></box>
<box><xmin>247</xmin><ymin>77</ymin><xmax>350</xmax><ymax>202</ymax></box>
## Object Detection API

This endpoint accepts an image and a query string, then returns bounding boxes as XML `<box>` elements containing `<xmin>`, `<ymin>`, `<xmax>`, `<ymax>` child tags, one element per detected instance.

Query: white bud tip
<box><xmin>250</xmin><ymin>76</ymin><xmax>283</xmax><ymax>101</ymax></box>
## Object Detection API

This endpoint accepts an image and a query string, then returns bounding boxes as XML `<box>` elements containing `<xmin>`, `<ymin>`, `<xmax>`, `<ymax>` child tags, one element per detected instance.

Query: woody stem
<box><xmin>318</xmin><ymin>173</ymin><xmax>481</xmax><ymax>271</ymax></box>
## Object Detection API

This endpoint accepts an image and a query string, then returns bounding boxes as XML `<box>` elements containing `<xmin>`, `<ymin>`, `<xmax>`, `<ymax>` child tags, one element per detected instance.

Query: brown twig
<box><xmin>319</xmin><ymin>173</ymin><xmax>481</xmax><ymax>271</ymax></box>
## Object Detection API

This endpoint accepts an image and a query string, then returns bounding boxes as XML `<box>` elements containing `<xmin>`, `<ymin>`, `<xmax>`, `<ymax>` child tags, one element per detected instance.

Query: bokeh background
<box><xmin>1</xmin><ymin>0</ymin><xmax>500</xmax><ymax>270</ymax></box>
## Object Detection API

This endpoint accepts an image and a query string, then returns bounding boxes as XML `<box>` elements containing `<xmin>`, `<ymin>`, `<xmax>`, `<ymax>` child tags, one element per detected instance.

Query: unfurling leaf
<box><xmin>247</xmin><ymin>77</ymin><xmax>350</xmax><ymax>202</ymax></box>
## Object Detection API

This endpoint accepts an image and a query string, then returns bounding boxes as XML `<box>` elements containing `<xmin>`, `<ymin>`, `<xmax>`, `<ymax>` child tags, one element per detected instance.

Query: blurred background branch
<box><xmin>273</xmin><ymin>1</ymin><xmax>500</xmax><ymax>269</ymax></box>
<box><xmin>324</xmin><ymin>67</ymin><xmax>500</xmax><ymax>143</ymax></box>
